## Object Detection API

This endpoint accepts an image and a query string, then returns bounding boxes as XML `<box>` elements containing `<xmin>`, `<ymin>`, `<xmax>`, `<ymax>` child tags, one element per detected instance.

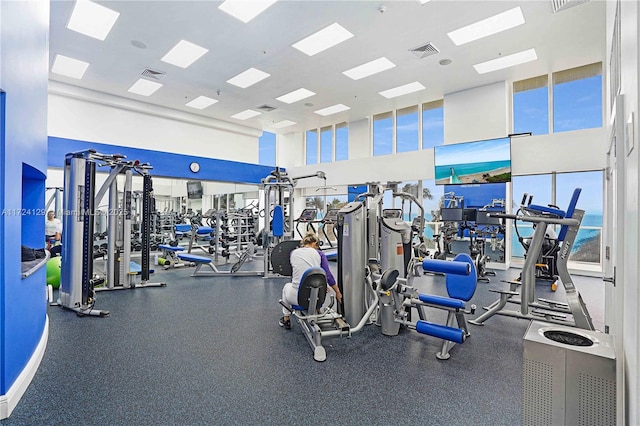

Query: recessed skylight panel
<box><xmin>292</xmin><ymin>23</ymin><xmax>354</xmax><ymax>56</ymax></box>
<box><xmin>186</xmin><ymin>96</ymin><xmax>218</xmax><ymax>110</ymax></box>
<box><xmin>473</xmin><ymin>48</ymin><xmax>538</xmax><ymax>74</ymax></box>
<box><xmin>379</xmin><ymin>82</ymin><xmax>426</xmax><ymax>99</ymax></box>
<box><xmin>314</xmin><ymin>104</ymin><xmax>350</xmax><ymax>116</ymax></box>
<box><xmin>342</xmin><ymin>57</ymin><xmax>396</xmax><ymax>80</ymax></box>
<box><xmin>66</xmin><ymin>0</ymin><xmax>120</xmax><ymax>41</ymax></box>
<box><xmin>226</xmin><ymin>67</ymin><xmax>271</xmax><ymax>88</ymax></box>
<box><xmin>271</xmin><ymin>120</ymin><xmax>296</xmax><ymax>129</ymax></box>
<box><xmin>161</xmin><ymin>40</ymin><xmax>209</xmax><ymax>69</ymax></box>
<box><xmin>447</xmin><ymin>7</ymin><xmax>525</xmax><ymax>46</ymax></box>
<box><xmin>218</xmin><ymin>0</ymin><xmax>278</xmax><ymax>23</ymax></box>
<box><xmin>232</xmin><ymin>109</ymin><xmax>262</xmax><ymax>120</ymax></box>
<box><xmin>128</xmin><ymin>79</ymin><xmax>163</xmax><ymax>96</ymax></box>
<box><xmin>51</xmin><ymin>54</ymin><xmax>90</xmax><ymax>79</ymax></box>
<box><xmin>276</xmin><ymin>88</ymin><xmax>315</xmax><ymax>104</ymax></box>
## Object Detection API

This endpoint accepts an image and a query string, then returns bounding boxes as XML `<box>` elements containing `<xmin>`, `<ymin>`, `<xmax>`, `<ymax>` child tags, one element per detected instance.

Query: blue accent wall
<box><xmin>0</xmin><ymin>0</ymin><xmax>50</xmax><ymax>400</ymax></box>
<box><xmin>444</xmin><ymin>183</ymin><xmax>507</xmax><ymax>209</ymax></box>
<box><xmin>49</xmin><ymin>137</ymin><xmax>276</xmax><ymax>184</ymax></box>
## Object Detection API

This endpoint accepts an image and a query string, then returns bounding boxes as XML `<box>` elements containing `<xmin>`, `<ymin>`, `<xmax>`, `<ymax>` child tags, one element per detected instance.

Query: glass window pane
<box><xmin>422</xmin><ymin>100</ymin><xmax>444</xmax><ymax>149</ymax></box>
<box><xmin>373</xmin><ymin>112</ymin><xmax>393</xmax><ymax>156</ymax></box>
<box><xmin>556</xmin><ymin>171</ymin><xmax>603</xmax><ymax>264</ymax></box>
<box><xmin>511</xmin><ymin>174</ymin><xmax>552</xmax><ymax>258</ymax></box>
<box><xmin>514</xmin><ymin>85</ymin><xmax>549</xmax><ymax>135</ymax></box>
<box><xmin>553</xmin><ymin>67</ymin><xmax>602</xmax><ymax>133</ymax></box>
<box><xmin>306</xmin><ymin>129</ymin><xmax>318</xmax><ymax>165</ymax></box>
<box><xmin>422</xmin><ymin>180</ymin><xmax>444</xmax><ymax>249</ymax></box>
<box><xmin>258</xmin><ymin>131</ymin><xmax>276</xmax><ymax>166</ymax></box>
<box><xmin>335</xmin><ymin>122</ymin><xmax>348</xmax><ymax>161</ymax></box>
<box><xmin>396</xmin><ymin>106</ymin><xmax>419</xmax><ymax>153</ymax></box>
<box><xmin>320</xmin><ymin>126</ymin><xmax>332</xmax><ymax>163</ymax></box>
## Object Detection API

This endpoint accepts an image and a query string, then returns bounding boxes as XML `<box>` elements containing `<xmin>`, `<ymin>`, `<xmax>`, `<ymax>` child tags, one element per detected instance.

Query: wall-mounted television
<box><xmin>187</xmin><ymin>181</ymin><xmax>203</xmax><ymax>199</ymax></box>
<box><xmin>434</xmin><ymin>137</ymin><xmax>511</xmax><ymax>185</ymax></box>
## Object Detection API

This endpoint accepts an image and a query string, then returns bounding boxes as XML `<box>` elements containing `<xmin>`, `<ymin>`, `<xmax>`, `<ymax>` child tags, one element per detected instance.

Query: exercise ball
<box><xmin>46</xmin><ymin>256</ymin><xmax>62</xmax><ymax>289</ymax></box>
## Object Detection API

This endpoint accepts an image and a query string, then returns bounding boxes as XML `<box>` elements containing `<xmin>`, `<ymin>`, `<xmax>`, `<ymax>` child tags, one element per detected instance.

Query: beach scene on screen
<box><xmin>435</xmin><ymin>138</ymin><xmax>511</xmax><ymax>185</ymax></box>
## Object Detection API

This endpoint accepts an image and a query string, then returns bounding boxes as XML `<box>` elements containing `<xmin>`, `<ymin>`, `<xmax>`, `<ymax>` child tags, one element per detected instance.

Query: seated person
<box><xmin>279</xmin><ymin>232</ymin><xmax>342</xmax><ymax>329</ymax></box>
<box><xmin>45</xmin><ymin>210</ymin><xmax>62</xmax><ymax>257</ymax></box>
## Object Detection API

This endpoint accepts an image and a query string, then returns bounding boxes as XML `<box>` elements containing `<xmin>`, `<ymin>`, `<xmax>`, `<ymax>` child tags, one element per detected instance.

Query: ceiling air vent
<box><xmin>409</xmin><ymin>42</ymin><xmax>439</xmax><ymax>59</ymax></box>
<box><xmin>141</xmin><ymin>68</ymin><xmax>166</xmax><ymax>80</ymax></box>
<box><xmin>551</xmin><ymin>0</ymin><xmax>589</xmax><ymax>13</ymax></box>
<box><xmin>257</xmin><ymin>104</ymin><xmax>276</xmax><ymax>112</ymax></box>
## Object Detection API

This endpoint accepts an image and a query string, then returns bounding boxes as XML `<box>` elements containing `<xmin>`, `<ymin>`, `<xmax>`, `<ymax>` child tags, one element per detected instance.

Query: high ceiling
<box><xmin>49</xmin><ymin>0</ymin><xmax>606</xmax><ymax>135</ymax></box>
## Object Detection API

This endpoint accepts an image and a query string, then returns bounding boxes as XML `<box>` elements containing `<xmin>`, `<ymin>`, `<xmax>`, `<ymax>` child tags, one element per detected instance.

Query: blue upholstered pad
<box><xmin>446</xmin><ymin>253</ymin><xmax>477</xmax><ymax>302</ymax></box>
<box><xmin>416</xmin><ymin>320</ymin><xmax>464</xmax><ymax>343</ymax></box>
<box><xmin>418</xmin><ymin>293</ymin><xmax>465</xmax><ymax>309</ymax></box>
<box><xmin>196</xmin><ymin>226</ymin><xmax>213</xmax><ymax>234</ymax></box>
<box><xmin>422</xmin><ymin>258</ymin><xmax>470</xmax><ymax>275</ymax></box>
<box><xmin>526</xmin><ymin>204</ymin><xmax>566</xmax><ymax>218</ymax></box>
<box><xmin>272</xmin><ymin>205</ymin><xmax>284</xmax><ymax>237</ymax></box>
<box><xmin>175</xmin><ymin>224</ymin><xmax>192</xmax><ymax>232</ymax></box>
<box><xmin>177</xmin><ymin>254</ymin><xmax>212</xmax><ymax>263</ymax></box>
<box><xmin>158</xmin><ymin>244</ymin><xmax>184</xmax><ymax>251</ymax></box>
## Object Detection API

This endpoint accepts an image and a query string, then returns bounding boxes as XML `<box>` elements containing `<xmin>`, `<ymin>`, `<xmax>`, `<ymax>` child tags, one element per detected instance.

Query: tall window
<box><xmin>396</xmin><ymin>106</ymin><xmax>419</xmax><ymax>153</ymax></box>
<box><xmin>422</xmin><ymin>100</ymin><xmax>444</xmax><ymax>149</ymax></box>
<box><xmin>511</xmin><ymin>174</ymin><xmax>553</xmax><ymax>258</ymax></box>
<box><xmin>258</xmin><ymin>131</ymin><xmax>276</xmax><ymax>166</ymax></box>
<box><xmin>510</xmin><ymin>171</ymin><xmax>603</xmax><ymax>266</ymax></box>
<box><xmin>320</xmin><ymin>126</ymin><xmax>332</xmax><ymax>163</ymax></box>
<box><xmin>305</xmin><ymin>129</ymin><xmax>318</xmax><ymax>165</ymax></box>
<box><xmin>553</xmin><ymin>62</ymin><xmax>602</xmax><ymax>133</ymax></box>
<box><xmin>373</xmin><ymin>112</ymin><xmax>393</xmax><ymax>156</ymax></box>
<box><xmin>335</xmin><ymin>122</ymin><xmax>348</xmax><ymax>161</ymax></box>
<box><xmin>513</xmin><ymin>75</ymin><xmax>549</xmax><ymax>135</ymax></box>
<box><xmin>556</xmin><ymin>171</ymin><xmax>603</xmax><ymax>264</ymax></box>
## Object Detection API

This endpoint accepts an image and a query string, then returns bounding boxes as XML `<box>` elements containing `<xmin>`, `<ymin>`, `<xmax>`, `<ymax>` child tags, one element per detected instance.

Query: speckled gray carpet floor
<box><xmin>1</xmin><ymin>259</ymin><xmax>604</xmax><ymax>426</ymax></box>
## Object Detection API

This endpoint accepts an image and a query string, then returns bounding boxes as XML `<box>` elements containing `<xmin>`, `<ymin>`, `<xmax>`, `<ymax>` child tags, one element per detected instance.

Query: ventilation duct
<box><xmin>257</xmin><ymin>104</ymin><xmax>276</xmax><ymax>112</ymax></box>
<box><xmin>551</xmin><ymin>0</ymin><xmax>590</xmax><ymax>13</ymax></box>
<box><xmin>409</xmin><ymin>42</ymin><xmax>439</xmax><ymax>59</ymax></box>
<box><xmin>141</xmin><ymin>68</ymin><xmax>166</xmax><ymax>80</ymax></box>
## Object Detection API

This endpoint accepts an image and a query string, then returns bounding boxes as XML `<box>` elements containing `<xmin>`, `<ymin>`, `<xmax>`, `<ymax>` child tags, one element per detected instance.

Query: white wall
<box><xmin>609</xmin><ymin>0</ymin><xmax>640</xmax><ymax>423</ymax></box>
<box><xmin>444</xmin><ymin>81</ymin><xmax>509</xmax><ymax>144</ymax></box>
<box><xmin>48</xmin><ymin>82</ymin><xmax>261</xmax><ymax>162</ymax></box>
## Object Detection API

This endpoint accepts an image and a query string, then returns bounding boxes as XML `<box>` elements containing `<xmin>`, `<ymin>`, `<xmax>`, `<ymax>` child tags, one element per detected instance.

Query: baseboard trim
<box><xmin>0</xmin><ymin>315</ymin><xmax>49</xmax><ymax>419</ymax></box>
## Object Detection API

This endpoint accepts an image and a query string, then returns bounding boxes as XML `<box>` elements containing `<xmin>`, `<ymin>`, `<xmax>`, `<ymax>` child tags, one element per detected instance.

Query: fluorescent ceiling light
<box><xmin>66</xmin><ymin>0</ymin><xmax>120</xmax><ymax>41</ymax></box>
<box><xmin>226</xmin><ymin>67</ymin><xmax>271</xmax><ymax>88</ymax></box>
<box><xmin>276</xmin><ymin>88</ymin><xmax>315</xmax><ymax>104</ymax></box>
<box><xmin>292</xmin><ymin>23</ymin><xmax>354</xmax><ymax>56</ymax></box>
<box><xmin>128</xmin><ymin>79</ymin><xmax>163</xmax><ymax>96</ymax></box>
<box><xmin>231</xmin><ymin>109</ymin><xmax>261</xmax><ymax>120</ymax></box>
<box><xmin>473</xmin><ymin>48</ymin><xmax>538</xmax><ymax>74</ymax></box>
<box><xmin>379</xmin><ymin>81</ymin><xmax>426</xmax><ymax>99</ymax></box>
<box><xmin>271</xmin><ymin>120</ymin><xmax>296</xmax><ymax>129</ymax></box>
<box><xmin>51</xmin><ymin>54</ymin><xmax>90</xmax><ymax>79</ymax></box>
<box><xmin>186</xmin><ymin>96</ymin><xmax>218</xmax><ymax>110</ymax></box>
<box><xmin>343</xmin><ymin>57</ymin><xmax>396</xmax><ymax>80</ymax></box>
<box><xmin>314</xmin><ymin>104</ymin><xmax>350</xmax><ymax>116</ymax></box>
<box><xmin>447</xmin><ymin>7</ymin><xmax>525</xmax><ymax>46</ymax></box>
<box><xmin>161</xmin><ymin>40</ymin><xmax>208</xmax><ymax>68</ymax></box>
<box><xmin>418</xmin><ymin>0</ymin><xmax>432</xmax><ymax>4</ymax></box>
<box><xmin>218</xmin><ymin>0</ymin><xmax>278</xmax><ymax>23</ymax></box>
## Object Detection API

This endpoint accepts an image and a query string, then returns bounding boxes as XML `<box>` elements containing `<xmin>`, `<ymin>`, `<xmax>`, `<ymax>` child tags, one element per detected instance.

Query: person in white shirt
<box><xmin>279</xmin><ymin>232</ymin><xmax>342</xmax><ymax>329</ymax></box>
<box><xmin>45</xmin><ymin>210</ymin><xmax>62</xmax><ymax>253</ymax></box>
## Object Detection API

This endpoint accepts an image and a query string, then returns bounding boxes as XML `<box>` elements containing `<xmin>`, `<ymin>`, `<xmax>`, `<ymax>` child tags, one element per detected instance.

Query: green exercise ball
<box><xmin>46</xmin><ymin>256</ymin><xmax>62</xmax><ymax>289</ymax></box>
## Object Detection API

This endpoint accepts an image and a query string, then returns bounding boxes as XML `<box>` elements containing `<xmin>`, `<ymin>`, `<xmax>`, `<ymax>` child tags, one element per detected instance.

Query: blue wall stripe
<box><xmin>48</xmin><ymin>137</ymin><xmax>278</xmax><ymax>184</ymax></box>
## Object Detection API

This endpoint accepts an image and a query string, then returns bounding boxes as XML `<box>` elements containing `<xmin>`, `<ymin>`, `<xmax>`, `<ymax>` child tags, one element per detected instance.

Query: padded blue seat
<box><xmin>175</xmin><ymin>224</ymin><xmax>191</xmax><ymax>233</ymax></box>
<box><xmin>177</xmin><ymin>253</ymin><xmax>211</xmax><ymax>263</ymax></box>
<box><xmin>526</xmin><ymin>204</ymin><xmax>566</xmax><ymax>218</ymax></box>
<box><xmin>158</xmin><ymin>244</ymin><xmax>184</xmax><ymax>251</ymax></box>
<box><xmin>196</xmin><ymin>226</ymin><xmax>213</xmax><ymax>235</ymax></box>
<box><xmin>418</xmin><ymin>294</ymin><xmax>465</xmax><ymax>309</ymax></box>
<box><xmin>293</xmin><ymin>267</ymin><xmax>327</xmax><ymax>311</ymax></box>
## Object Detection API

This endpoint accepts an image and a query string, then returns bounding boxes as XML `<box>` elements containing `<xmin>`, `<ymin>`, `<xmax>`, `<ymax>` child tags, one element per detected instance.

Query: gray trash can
<box><xmin>522</xmin><ymin>320</ymin><xmax>616</xmax><ymax>425</ymax></box>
